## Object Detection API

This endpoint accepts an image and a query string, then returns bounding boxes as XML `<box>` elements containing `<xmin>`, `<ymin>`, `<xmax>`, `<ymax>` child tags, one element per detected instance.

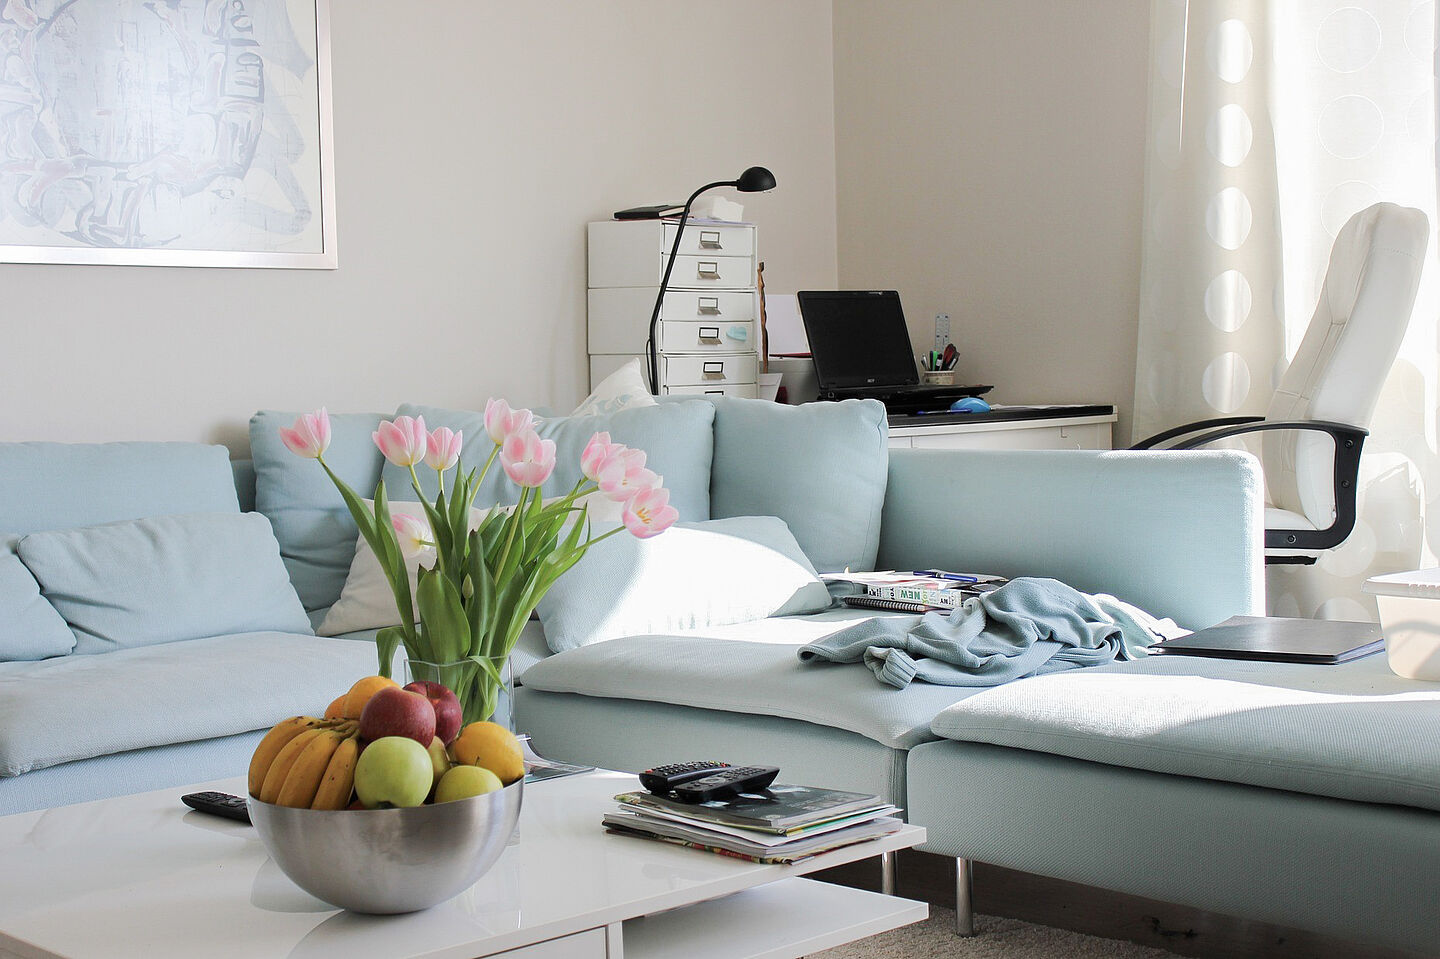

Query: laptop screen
<box><xmin>797</xmin><ymin>290</ymin><xmax>919</xmax><ymax>390</ymax></box>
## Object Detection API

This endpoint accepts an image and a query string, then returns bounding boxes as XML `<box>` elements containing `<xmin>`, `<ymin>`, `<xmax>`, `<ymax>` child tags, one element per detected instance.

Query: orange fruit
<box><xmin>451</xmin><ymin>722</ymin><xmax>524</xmax><ymax>784</ymax></box>
<box><xmin>340</xmin><ymin>675</ymin><xmax>399</xmax><ymax>720</ymax></box>
<box><xmin>323</xmin><ymin>694</ymin><xmax>347</xmax><ymax>720</ymax></box>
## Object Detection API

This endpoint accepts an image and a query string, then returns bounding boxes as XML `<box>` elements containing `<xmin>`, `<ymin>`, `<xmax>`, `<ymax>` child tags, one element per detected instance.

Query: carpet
<box><xmin>812</xmin><ymin>908</ymin><xmax>1179</xmax><ymax>958</ymax></box>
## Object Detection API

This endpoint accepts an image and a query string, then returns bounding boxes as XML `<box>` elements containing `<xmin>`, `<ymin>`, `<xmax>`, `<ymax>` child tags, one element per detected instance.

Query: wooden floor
<box><xmin>815</xmin><ymin>850</ymin><xmax>1433</xmax><ymax>959</ymax></box>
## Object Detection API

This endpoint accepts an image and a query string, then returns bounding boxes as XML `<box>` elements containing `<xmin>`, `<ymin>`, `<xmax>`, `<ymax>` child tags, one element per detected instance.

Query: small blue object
<box><xmin>948</xmin><ymin>397</ymin><xmax>991</xmax><ymax>414</ymax></box>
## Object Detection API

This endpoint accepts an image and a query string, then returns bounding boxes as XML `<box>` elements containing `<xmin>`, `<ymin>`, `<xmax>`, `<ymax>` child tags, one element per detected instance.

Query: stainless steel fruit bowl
<box><xmin>248</xmin><ymin>778</ymin><xmax>523</xmax><ymax>914</ymax></box>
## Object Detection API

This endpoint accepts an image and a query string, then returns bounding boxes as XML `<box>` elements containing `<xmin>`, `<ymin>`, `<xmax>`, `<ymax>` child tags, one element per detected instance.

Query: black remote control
<box><xmin>669</xmin><ymin>765</ymin><xmax>781</xmax><ymax>803</ymax></box>
<box><xmin>181</xmin><ymin>791</ymin><xmax>252</xmax><ymax>824</ymax></box>
<box><xmin>638</xmin><ymin>761</ymin><xmax>732</xmax><ymax>794</ymax></box>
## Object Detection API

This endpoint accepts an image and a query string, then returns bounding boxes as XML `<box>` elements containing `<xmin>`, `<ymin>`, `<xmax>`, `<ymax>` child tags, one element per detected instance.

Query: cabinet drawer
<box><xmin>660</xmin><ymin>320</ymin><xmax>753</xmax><ymax>353</ymax></box>
<box><xmin>663</xmin><ymin>289</ymin><xmax>756</xmax><ymax>322</ymax></box>
<box><xmin>661</xmin><ymin>352</ymin><xmax>758</xmax><ymax>386</ymax></box>
<box><xmin>661</xmin><ymin>254</ymin><xmax>755</xmax><ymax>289</ymax></box>
<box><xmin>663</xmin><ymin>222</ymin><xmax>755</xmax><ymax>257</ymax></box>
<box><xmin>664</xmin><ymin>383</ymin><xmax>758</xmax><ymax>399</ymax></box>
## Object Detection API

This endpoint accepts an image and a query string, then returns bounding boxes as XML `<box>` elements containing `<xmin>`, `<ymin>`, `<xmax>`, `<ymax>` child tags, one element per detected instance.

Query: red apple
<box><xmin>358</xmin><ymin>686</ymin><xmax>436</xmax><ymax>746</ymax></box>
<box><xmin>403</xmin><ymin>680</ymin><xmax>464</xmax><ymax>745</ymax></box>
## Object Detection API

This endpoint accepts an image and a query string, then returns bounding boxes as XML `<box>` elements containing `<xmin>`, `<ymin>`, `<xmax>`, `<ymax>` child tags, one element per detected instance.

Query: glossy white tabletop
<box><xmin>0</xmin><ymin>771</ymin><xmax>923</xmax><ymax>959</ymax></box>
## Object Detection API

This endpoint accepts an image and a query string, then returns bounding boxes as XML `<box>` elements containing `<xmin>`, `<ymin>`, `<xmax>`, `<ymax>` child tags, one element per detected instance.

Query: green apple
<box><xmin>425</xmin><ymin>735</ymin><xmax>452</xmax><ymax>789</ymax></box>
<box><xmin>434</xmin><ymin>764</ymin><xmax>504</xmax><ymax>804</ymax></box>
<box><xmin>353</xmin><ymin>736</ymin><xmax>433</xmax><ymax>808</ymax></box>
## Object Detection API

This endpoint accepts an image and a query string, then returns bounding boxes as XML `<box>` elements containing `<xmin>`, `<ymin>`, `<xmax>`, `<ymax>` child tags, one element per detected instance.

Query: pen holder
<box><xmin>922</xmin><ymin>371</ymin><xmax>955</xmax><ymax>386</ymax></box>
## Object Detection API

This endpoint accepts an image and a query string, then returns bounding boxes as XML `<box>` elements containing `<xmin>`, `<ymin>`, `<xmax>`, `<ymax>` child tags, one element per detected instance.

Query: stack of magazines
<box><xmin>825</xmin><ymin>569</ymin><xmax>1007</xmax><ymax>613</ymax></box>
<box><xmin>603</xmin><ymin>783</ymin><xmax>903</xmax><ymax>864</ymax></box>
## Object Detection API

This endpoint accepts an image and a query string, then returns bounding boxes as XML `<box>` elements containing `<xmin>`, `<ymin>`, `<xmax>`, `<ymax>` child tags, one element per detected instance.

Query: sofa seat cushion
<box><xmin>929</xmin><ymin>653</ymin><xmax>1440</xmax><ymax>812</ymax></box>
<box><xmin>0</xmin><ymin>632</ymin><xmax>381</xmax><ymax>777</ymax></box>
<box><xmin>519</xmin><ymin>609</ymin><xmax>991</xmax><ymax>749</ymax></box>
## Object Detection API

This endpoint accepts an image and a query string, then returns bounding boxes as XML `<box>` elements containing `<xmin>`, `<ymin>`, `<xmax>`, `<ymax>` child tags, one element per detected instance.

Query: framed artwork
<box><xmin>0</xmin><ymin>0</ymin><xmax>335</xmax><ymax>269</ymax></box>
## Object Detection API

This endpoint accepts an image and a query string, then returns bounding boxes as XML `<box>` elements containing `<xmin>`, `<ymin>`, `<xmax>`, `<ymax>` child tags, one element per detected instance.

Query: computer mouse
<box><xmin>949</xmin><ymin>397</ymin><xmax>991</xmax><ymax>413</ymax></box>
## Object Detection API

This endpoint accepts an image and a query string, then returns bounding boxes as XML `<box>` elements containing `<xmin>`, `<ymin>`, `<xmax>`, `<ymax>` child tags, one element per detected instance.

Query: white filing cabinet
<box><xmin>587</xmin><ymin>219</ymin><xmax>759</xmax><ymax>397</ymax></box>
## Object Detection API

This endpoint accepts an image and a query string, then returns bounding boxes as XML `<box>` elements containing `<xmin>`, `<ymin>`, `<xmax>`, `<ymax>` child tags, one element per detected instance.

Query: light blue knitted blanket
<box><xmin>798</xmin><ymin>577</ymin><xmax>1152</xmax><ymax>688</ymax></box>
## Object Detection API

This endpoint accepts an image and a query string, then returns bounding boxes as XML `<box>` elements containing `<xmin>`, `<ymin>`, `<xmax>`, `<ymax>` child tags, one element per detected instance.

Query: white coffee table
<box><xmin>0</xmin><ymin>770</ymin><xmax>926</xmax><ymax>958</ymax></box>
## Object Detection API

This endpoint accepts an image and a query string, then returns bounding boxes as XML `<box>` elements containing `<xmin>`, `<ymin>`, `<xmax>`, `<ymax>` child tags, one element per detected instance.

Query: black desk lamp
<box><xmin>647</xmin><ymin>166</ymin><xmax>777</xmax><ymax>394</ymax></box>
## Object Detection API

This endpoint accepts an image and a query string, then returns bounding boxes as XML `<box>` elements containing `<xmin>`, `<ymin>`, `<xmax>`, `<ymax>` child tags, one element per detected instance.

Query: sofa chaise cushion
<box><xmin>0</xmin><ymin>632</ymin><xmax>380</xmax><ymax>777</ymax></box>
<box><xmin>929</xmin><ymin>652</ymin><xmax>1440</xmax><ymax>813</ymax></box>
<box><xmin>18</xmin><ymin>513</ymin><xmax>312</xmax><ymax>654</ymax></box>
<box><xmin>519</xmin><ymin>609</ymin><xmax>991</xmax><ymax>749</ymax></box>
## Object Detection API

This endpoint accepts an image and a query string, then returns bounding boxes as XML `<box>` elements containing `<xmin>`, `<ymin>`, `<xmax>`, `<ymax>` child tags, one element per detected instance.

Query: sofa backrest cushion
<box><xmin>385</xmin><ymin>401</ymin><xmax>716</xmax><ymax>523</ymax></box>
<box><xmin>0</xmin><ymin>442</ymin><xmax>239</xmax><ymax>534</ymax></box>
<box><xmin>0</xmin><ymin>537</ymin><xmax>76</xmax><ymax>662</ymax></box>
<box><xmin>250</xmin><ymin>411</ymin><xmax>388</xmax><ymax>612</ymax></box>
<box><xmin>705</xmin><ymin>397</ymin><xmax>889</xmax><ymax>573</ymax></box>
<box><xmin>536</xmin><ymin>516</ymin><xmax>833</xmax><ymax>653</ymax></box>
<box><xmin>18</xmin><ymin>513</ymin><xmax>312</xmax><ymax>654</ymax></box>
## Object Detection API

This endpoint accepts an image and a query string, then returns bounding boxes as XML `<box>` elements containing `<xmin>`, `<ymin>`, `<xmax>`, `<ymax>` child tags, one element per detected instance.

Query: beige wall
<box><xmin>0</xmin><ymin>1</ymin><xmax>838</xmax><ymax>454</ymax></box>
<box><xmin>833</xmin><ymin>0</ymin><xmax>1150</xmax><ymax>442</ymax></box>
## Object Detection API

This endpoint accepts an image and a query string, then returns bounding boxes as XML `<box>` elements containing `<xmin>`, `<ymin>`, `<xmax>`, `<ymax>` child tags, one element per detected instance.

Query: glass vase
<box><xmin>405</xmin><ymin>657</ymin><xmax>514</xmax><ymax>731</ymax></box>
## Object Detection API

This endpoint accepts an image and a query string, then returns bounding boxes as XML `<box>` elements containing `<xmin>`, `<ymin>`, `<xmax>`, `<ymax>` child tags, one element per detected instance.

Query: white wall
<box><xmin>832</xmin><ymin>0</ymin><xmax>1150</xmax><ymax>442</ymax></box>
<box><xmin>0</xmin><ymin>1</ymin><xmax>838</xmax><ymax>454</ymax></box>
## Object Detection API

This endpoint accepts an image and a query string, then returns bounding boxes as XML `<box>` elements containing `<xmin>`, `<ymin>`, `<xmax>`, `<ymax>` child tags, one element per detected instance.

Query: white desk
<box><xmin>887</xmin><ymin>405</ymin><xmax>1117</xmax><ymax>451</ymax></box>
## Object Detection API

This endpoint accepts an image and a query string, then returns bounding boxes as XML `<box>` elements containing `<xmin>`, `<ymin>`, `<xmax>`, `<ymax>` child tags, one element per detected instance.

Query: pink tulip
<box><xmin>580</xmin><ymin>432</ymin><xmax>623</xmax><ymax>482</ymax></box>
<box><xmin>622</xmin><ymin>486</ymin><xmax>679</xmax><ymax>538</ymax></box>
<box><xmin>597</xmin><ymin>448</ymin><xmax>658</xmax><ymax>503</ymax></box>
<box><xmin>483</xmin><ymin>398</ymin><xmax>535</xmax><ymax>446</ymax></box>
<box><xmin>425</xmin><ymin>427</ymin><xmax>462</xmax><ymax>472</ymax></box>
<box><xmin>391</xmin><ymin>513</ymin><xmax>432</xmax><ymax>559</ymax></box>
<box><xmin>500</xmin><ymin>429</ymin><xmax>557</xmax><ymax>488</ymax></box>
<box><xmin>279</xmin><ymin>408</ymin><xmax>331</xmax><ymax>459</ymax></box>
<box><xmin>373</xmin><ymin>415</ymin><xmax>428</xmax><ymax>467</ymax></box>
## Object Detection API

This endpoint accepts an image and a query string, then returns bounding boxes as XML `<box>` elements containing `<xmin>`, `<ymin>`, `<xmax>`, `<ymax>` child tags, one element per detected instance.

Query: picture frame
<box><xmin>0</xmin><ymin>0</ymin><xmax>336</xmax><ymax>269</ymax></box>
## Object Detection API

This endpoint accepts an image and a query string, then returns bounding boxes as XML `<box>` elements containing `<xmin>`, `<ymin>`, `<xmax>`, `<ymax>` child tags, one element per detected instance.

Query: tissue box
<box><xmin>1363</xmin><ymin>568</ymin><xmax>1440</xmax><ymax>680</ymax></box>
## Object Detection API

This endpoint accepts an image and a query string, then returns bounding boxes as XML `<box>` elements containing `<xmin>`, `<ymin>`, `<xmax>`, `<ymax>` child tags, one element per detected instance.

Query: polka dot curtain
<box><xmin>1134</xmin><ymin>0</ymin><xmax>1440</xmax><ymax>621</ymax></box>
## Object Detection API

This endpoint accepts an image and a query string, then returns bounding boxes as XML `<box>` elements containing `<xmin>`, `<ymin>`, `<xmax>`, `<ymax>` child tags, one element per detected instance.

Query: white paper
<box><xmin>762</xmin><ymin>294</ymin><xmax>810</xmax><ymax>356</ymax></box>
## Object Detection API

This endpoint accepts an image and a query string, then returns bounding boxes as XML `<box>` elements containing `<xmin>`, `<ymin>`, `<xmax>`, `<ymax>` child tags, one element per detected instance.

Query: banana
<box><xmin>248</xmin><ymin>716</ymin><xmax>324</xmax><ymax>797</ymax></box>
<box><xmin>259</xmin><ymin>726</ymin><xmax>328</xmax><ymax>804</ymax></box>
<box><xmin>275</xmin><ymin>728</ymin><xmax>346</xmax><ymax>809</ymax></box>
<box><xmin>310</xmin><ymin>733</ymin><xmax>361</xmax><ymax>810</ymax></box>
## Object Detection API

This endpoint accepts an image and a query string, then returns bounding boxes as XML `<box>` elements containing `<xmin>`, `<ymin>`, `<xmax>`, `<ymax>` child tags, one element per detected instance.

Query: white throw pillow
<box><xmin>317</xmin><ymin>494</ymin><xmax>622</xmax><ymax>636</ymax></box>
<box><xmin>571</xmin><ymin>358</ymin><xmax>657</xmax><ymax>417</ymax></box>
<box><xmin>536</xmin><ymin>516</ymin><xmax>834</xmax><ymax>653</ymax></box>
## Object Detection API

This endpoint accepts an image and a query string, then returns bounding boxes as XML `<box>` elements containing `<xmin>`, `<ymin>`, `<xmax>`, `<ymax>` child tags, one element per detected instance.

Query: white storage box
<box><xmin>1363</xmin><ymin>568</ymin><xmax>1440</xmax><ymax>680</ymax></box>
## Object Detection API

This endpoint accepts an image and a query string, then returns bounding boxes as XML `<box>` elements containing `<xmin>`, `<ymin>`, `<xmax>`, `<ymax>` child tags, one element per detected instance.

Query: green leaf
<box><xmin>467</xmin><ymin>529</ymin><xmax>493</xmax><ymax>657</ymax></box>
<box><xmin>417</xmin><ymin>567</ymin><xmax>469</xmax><ymax>663</ymax></box>
<box><xmin>375</xmin><ymin>626</ymin><xmax>406</xmax><ymax>679</ymax></box>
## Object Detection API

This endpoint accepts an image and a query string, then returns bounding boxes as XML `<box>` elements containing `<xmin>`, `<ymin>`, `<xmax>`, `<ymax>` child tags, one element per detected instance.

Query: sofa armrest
<box><xmin>877</xmin><ymin>449</ymin><xmax>1264</xmax><ymax>629</ymax></box>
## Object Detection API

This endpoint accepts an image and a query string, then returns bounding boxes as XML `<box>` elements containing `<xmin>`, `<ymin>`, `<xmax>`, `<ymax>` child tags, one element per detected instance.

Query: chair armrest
<box><xmin>1131</xmin><ymin>416</ymin><xmax>1263</xmax><ymax>450</ymax></box>
<box><xmin>1167</xmin><ymin>420</ymin><xmax>1367</xmax><ymax>552</ymax></box>
<box><xmin>877</xmin><ymin>448</ymin><xmax>1265</xmax><ymax>629</ymax></box>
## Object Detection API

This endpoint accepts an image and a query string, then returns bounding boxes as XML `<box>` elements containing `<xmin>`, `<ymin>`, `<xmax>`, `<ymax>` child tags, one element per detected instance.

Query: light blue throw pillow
<box><xmin>537</xmin><ymin>516</ymin><xmax>832</xmax><ymax>653</ymax></box>
<box><xmin>385</xmin><ymin>400</ymin><xmax>715</xmax><ymax>523</ymax></box>
<box><xmin>0</xmin><ymin>537</ymin><xmax>76</xmax><ymax>662</ymax></box>
<box><xmin>18</xmin><ymin>513</ymin><xmax>313</xmax><ymax>655</ymax></box>
<box><xmin>706</xmin><ymin>397</ymin><xmax>889</xmax><ymax>573</ymax></box>
<box><xmin>250</xmin><ymin>411</ymin><xmax>389</xmax><ymax>612</ymax></box>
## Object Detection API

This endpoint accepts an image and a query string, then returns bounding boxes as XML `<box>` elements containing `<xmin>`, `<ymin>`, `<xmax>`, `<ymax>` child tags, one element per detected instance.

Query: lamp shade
<box><xmin>734</xmin><ymin>167</ymin><xmax>776</xmax><ymax>193</ymax></box>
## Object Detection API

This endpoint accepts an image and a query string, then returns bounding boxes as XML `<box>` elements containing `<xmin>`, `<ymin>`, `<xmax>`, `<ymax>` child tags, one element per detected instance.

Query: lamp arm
<box><xmin>647</xmin><ymin>179</ymin><xmax>738</xmax><ymax>394</ymax></box>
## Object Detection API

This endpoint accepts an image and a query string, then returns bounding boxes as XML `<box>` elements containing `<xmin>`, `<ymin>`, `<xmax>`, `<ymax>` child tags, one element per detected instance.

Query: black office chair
<box><xmin>1133</xmin><ymin>203</ymin><xmax>1429</xmax><ymax>565</ymax></box>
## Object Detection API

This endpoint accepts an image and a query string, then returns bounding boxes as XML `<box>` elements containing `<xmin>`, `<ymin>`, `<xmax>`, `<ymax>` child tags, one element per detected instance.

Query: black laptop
<box><xmin>796</xmin><ymin>290</ymin><xmax>991</xmax><ymax>413</ymax></box>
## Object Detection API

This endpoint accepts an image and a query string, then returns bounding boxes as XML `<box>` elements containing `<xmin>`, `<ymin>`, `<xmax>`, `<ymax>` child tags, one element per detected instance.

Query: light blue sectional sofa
<box><xmin>1</xmin><ymin>397</ymin><xmax>1433</xmax><ymax>953</ymax></box>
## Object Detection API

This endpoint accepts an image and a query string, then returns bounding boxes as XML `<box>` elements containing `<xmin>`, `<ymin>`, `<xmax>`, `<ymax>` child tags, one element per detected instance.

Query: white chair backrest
<box><xmin>1263</xmin><ymin>202</ymin><xmax>1429</xmax><ymax>527</ymax></box>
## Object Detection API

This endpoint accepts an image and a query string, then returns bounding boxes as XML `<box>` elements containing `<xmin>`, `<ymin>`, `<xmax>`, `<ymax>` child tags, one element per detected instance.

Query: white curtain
<box><xmin>1135</xmin><ymin>0</ymin><xmax>1440</xmax><ymax>620</ymax></box>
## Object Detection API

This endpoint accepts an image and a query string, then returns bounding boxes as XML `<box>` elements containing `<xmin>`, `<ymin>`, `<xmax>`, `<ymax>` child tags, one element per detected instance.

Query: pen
<box><xmin>912</xmin><ymin>570</ymin><xmax>979</xmax><ymax>583</ymax></box>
